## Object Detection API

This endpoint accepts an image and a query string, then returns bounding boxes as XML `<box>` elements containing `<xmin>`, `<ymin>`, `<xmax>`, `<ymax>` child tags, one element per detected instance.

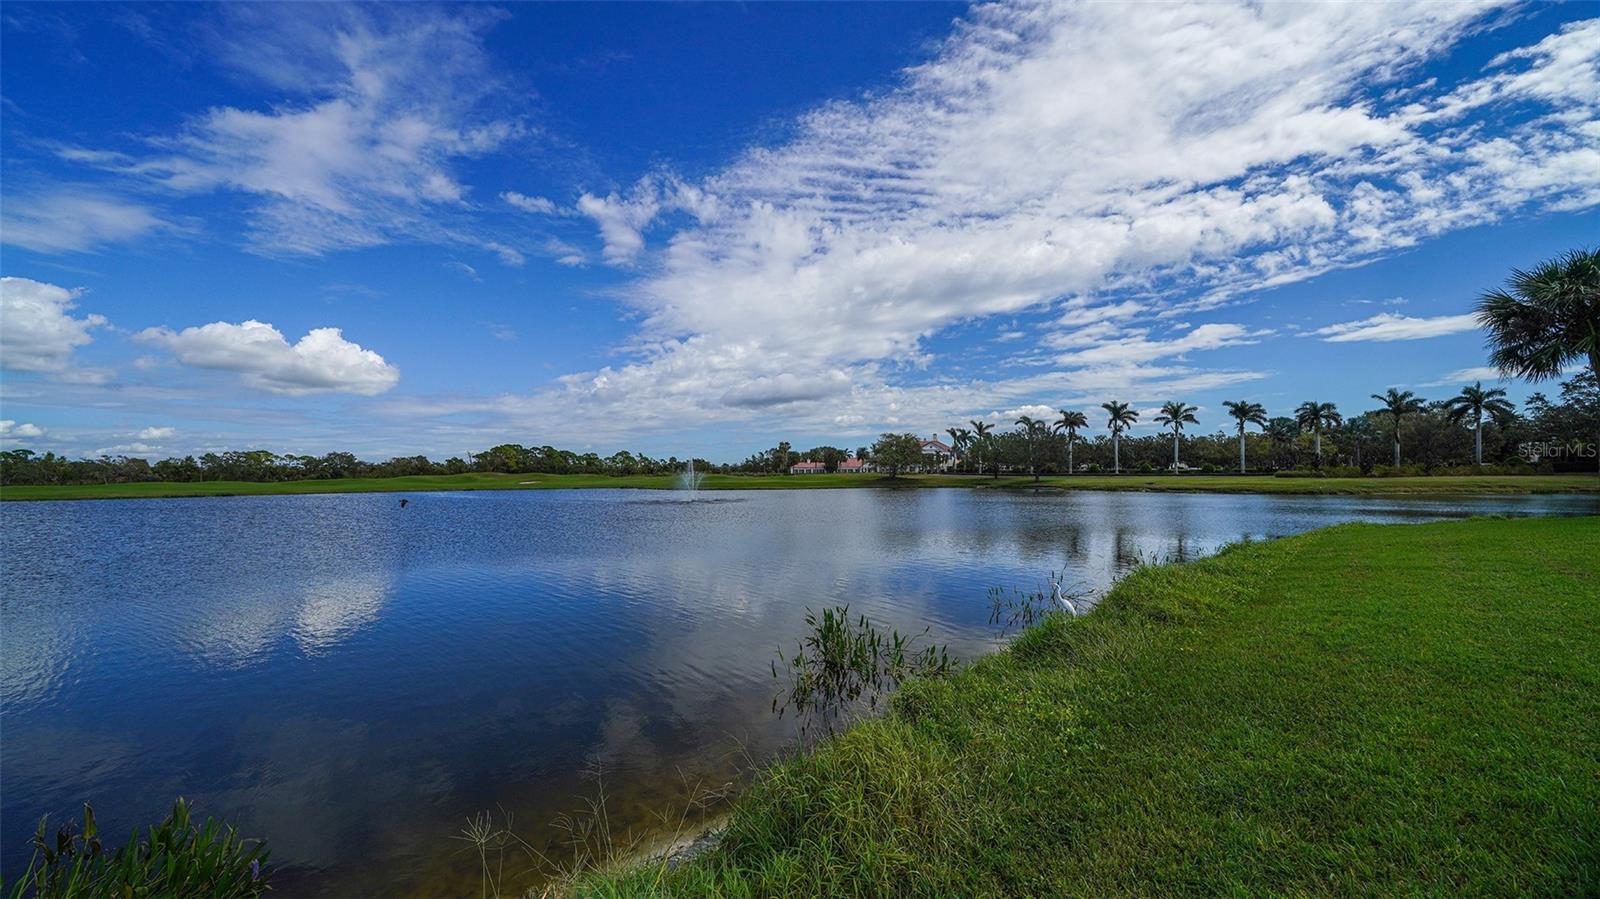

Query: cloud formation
<box><xmin>136</xmin><ymin>320</ymin><xmax>400</xmax><ymax>395</ymax></box>
<box><xmin>530</xmin><ymin>3</ymin><xmax>1596</xmax><ymax>439</ymax></box>
<box><xmin>67</xmin><ymin>6</ymin><xmax>522</xmax><ymax>256</ymax></box>
<box><xmin>0</xmin><ymin>277</ymin><xmax>107</xmax><ymax>374</ymax></box>
<box><xmin>0</xmin><ymin>187</ymin><xmax>173</xmax><ymax>254</ymax></box>
<box><xmin>1314</xmin><ymin>312</ymin><xmax>1481</xmax><ymax>342</ymax></box>
<box><xmin>0</xmin><ymin>420</ymin><xmax>46</xmax><ymax>439</ymax></box>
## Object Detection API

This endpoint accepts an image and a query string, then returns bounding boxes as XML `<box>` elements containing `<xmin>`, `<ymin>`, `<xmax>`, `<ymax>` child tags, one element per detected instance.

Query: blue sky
<box><xmin>1</xmin><ymin>2</ymin><xmax>1596</xmax><ymax>461</ymax></box>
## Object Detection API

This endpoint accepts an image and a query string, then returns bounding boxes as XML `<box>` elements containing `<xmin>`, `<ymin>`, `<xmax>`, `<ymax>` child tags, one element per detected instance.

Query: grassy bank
<box><xmin>577</xmin><ymin>516</ymin><xmax>1600</xmax><ymax>896</ymax></box>
<box><xmin>3</xmin><ymin>471</ymin><xmax>1597</xmax><ymax>501</ymax></box>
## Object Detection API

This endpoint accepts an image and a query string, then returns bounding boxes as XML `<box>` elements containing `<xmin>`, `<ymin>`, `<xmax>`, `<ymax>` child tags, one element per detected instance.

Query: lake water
<box><xmin>3</xmin><ymin>488</ymin><xmax>1595</xmax><ymax>894</ymax></box>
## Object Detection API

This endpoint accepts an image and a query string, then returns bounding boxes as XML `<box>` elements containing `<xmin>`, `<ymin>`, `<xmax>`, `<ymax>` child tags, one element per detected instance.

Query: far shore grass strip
<box><xmin>573</xmin><ymin>515</ymin><xmax>1600</xmax><ymax>897</ymax></box>
<box><xmin>3</xmin><ymin>471</ymin><xmax>1598</xmax><ymax>501</ymax></box>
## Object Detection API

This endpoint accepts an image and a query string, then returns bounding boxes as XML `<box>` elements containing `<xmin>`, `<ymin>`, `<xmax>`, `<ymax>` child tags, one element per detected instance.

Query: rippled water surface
<box><xmin>3</xmin><ymin>488</ymin><xmax>1595</xmax><ymax>894</ymax></box>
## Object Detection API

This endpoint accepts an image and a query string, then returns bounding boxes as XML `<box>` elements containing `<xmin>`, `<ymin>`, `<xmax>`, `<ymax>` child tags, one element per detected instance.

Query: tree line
<box><xmin>911</xmin><ymin>372</ymin><xmax>1598</xmax><ymax>480</ymax></box>
<box><xmin>3</xmin><ymin>248</ymin><xmax>1594</xmax><ymax>486</ymax></box>
<box><xmin>0</xmin><ymin>444</ymin><xmax>718</xmax><ymax>487</ymax></box>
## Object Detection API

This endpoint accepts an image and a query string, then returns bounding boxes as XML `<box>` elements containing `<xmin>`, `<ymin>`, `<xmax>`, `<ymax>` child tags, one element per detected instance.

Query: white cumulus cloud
<box><xmin>137</xmin><ymin>426</ymin><xmax>178</xmax><ymax>440</ymax></box>
<box><xmin>0</xmin><ymin>420</ymin><xmax>46</xmax><ymax>439</ymax></box>
<box><xmin>136</xmin><ymin>320</ymin><xmax>400</xmax><ymax>395</ymax></box>
<box><xmin>0</xmin><ymin>277</ymin><xmax>108</xmax><ymax>373</ymax></box>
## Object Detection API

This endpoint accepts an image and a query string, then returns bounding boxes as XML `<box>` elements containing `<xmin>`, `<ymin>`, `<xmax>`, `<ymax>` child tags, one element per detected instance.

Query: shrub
<box><xmin>1370</xmin><ymin>464</ymin><xmax>1427</xmax><ymax>477</ymax></box>
<box><xmin>4</xmin><ymin>799</ymin><xmax>269</xmax><ymax>899</ymax></box>
<box><xmin>1273</xmin><ymin>470</ymin><xmax>1326</xmax><ymax>478</ymax></box>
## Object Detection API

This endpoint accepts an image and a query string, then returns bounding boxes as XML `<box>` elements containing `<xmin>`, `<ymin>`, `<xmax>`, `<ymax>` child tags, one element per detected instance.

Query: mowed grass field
<box><xmin>3</xmin><ymin>471</ymin><xmax>1597</xmax><ymax>501</ymax></box>
<box><xmin>576</xmin><ymin>516</ymin><xmax>1600</xmax><ymax>897</ymax></box>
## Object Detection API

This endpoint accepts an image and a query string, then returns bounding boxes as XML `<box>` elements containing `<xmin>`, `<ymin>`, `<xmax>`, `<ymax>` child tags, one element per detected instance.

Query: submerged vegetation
<box><xmin>574</xmin><ymin>516</ymin><xmax>1600</xmax><ymax>896</ymax></box>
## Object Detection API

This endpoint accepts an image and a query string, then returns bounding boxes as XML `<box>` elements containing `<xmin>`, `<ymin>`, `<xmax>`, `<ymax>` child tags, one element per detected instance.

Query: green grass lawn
<box><xmin>576</xmin><ymin>516</ymin><xmax>1600</xmax><ymax>897</ymax></box>
<box><xmin>3</xmin><ymin>471</ymin><xmax>1597</xmax><ymax>501</ymax></box>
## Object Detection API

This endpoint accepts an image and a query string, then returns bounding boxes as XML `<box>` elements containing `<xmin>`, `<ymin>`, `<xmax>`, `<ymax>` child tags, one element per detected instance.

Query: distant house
<box><xmin>918</xmin><ymin>435</ymin><xmax>959</xmax><ymax>472</ymax></box>
<box><xmin>837</xmin><ymin>457</ymin><xmax>870</xmax><ymax>473</ymax></box>
<box><xmin>790</xmin><ymin>461</ymin><xmax>828</xmax><ymax>474</ymax></box>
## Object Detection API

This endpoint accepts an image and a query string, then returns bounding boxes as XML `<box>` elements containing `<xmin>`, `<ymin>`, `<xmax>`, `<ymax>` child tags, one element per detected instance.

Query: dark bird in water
<box><xmin>399</xmin><ymin>498</ymin><xmax>409</xmax><ymax>508</ymax></box>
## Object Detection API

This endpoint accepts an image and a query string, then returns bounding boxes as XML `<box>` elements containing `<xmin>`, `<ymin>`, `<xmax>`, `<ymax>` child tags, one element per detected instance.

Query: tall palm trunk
<box><xmin>1475</xmin><ymin>414</ymin><xmax>1483</xmax><ymax>465</ymax></box>
<box><xmin>1067</xmin><ymin>438</ymin><xmax>1074</xmax><ymax>475</ymax></box>
<box><xmin>1113</xmin><ymin>431</ymin><xmax>1121</xmax><ymax>474</ymax></box>
<box><xmin>1313</xmin><ymin>430</ymin><xmax>1321</xmax><ymax>463</ymax></box>
<box><xmin>1171</xmin><ymin>430</ymin><xmax>1179</xmax><ymax>471</ymax></box>
<box><xmin>1237</xmin><ymin>429</ymin><xmax>1246</xmax><ymax>474</ymax></box>
<box><xmin>1392</xmin><ymin>437</ymin><xmax>1401</xmax><ymax>466</ymax></box>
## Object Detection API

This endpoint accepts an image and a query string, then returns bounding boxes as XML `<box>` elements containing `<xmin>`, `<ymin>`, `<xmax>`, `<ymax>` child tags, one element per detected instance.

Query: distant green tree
<box><xmin>1444</xmin><ymin>382</ymin><xmax>1514</xmax><ymax>465</ymax></box>
<box><xmin>1342</xmin><ymin>414</ymin><xmax>1382</xmax><ymax>471</ymax></box>
<box><xmin>771</xmin><ymin>441</ymin><xmax>793</xmax><ymax>473</ymax></box>
<box><xmin>969</xmin><ymin>420</ymin><xmax>995</xmax><ymax>477</ymax></box>
<box><xmin>1372</xmin><ymin>389</ymin><xmax>1425</xmax><ymax>466</ymax></box>
<box><xmin>1223</xmin><ymin>400</ymin><xmax>1268</xmax><ymax>473</ymax></box>
<box><xmin>1101</xmin><ymin>401</ymin><xmax>1138</xmax><ymax>474</ymax></box>
<box><xmin>1013</xmin><ymin>416</ymin><xmax>1050</xmax><ymax>482</ymax></box>
<box><xmin>1153</xmin><ymin>401</ymin><xmax>1199</xmax><ymax>471</ymax></box>
<box><xmin>1294</xmin><ymin>401</ymin><xmax>1342</xmax><ymax>465</ymax></box>
<box><xmin>1055</xmin><ymin>410</ymin><xmax>1088</xmax><ymax>474</ymax></box>
<box><xmin>870</xmin><ymin>433</ymin><xmax>925</xmax><ymax>479</ymax></box>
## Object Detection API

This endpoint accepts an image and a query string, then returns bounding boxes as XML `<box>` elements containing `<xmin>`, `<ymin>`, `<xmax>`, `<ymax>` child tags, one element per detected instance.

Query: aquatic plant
<box><xmin>3</xmin><ymin>798</ymin><xmax>269</xmax><ymax>899</ymax></box>
<box><xmin>772</xmin><ymin>605</ymin><xmax>953</xmax><ymax>740</ymax></box>
<box><xmin>988</xmin><ymin>571</ymin><xmax>1090</xmax><ymax>636</ymax></box>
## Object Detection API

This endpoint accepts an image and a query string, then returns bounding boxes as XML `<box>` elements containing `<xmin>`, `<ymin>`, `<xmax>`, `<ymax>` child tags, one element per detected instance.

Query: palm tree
<box><xmin>1371</xmin><ymin>388</ymin><xmax>1424</xmax><ymax>466</ymax></box>
<box><xmin>1444</xmin><ymin>382</ymin><xmax>1514</xmax><ymax>465</ymax></box>
<box><xmin>1222</xmin><ymin>400</ymin><xmax>1267</xmax><ymax>474</ymax></box>
<box><xmin>1153</xmin><ymin>401</ymin><xmax>1198</xmax><ymax>472</ymax></box>
<box><xmin>969</xmin><ymin>420</ymin><xmax>993</xmax><ymax>477</ymax></box>
<box><xmin>1054</xmin><ymin>409</ymin><xmax>1088</xmax><ymax>475</ymax></box>
<box><xmin>1476</xmin><ymin>248</ymin><xmax>1600</xmax><ymax>384</ymax></box>
<box><xmin>1101</xmin><ymin>401</ymin><xmax>1138</xmax><ymax>474</ymax></box>
<box><xmin>1015</xmin><ymin>415</ymin><xmax>1048</xmax><ymax>481</ymax></box>
<box><xmin>1293</xmin><ymin>401</ymin><xmax>1342</xmax><ymax>466</ymax></box>
<box><xmin>1343</xmin><ymin>415</ymin><xmax>1379</xmax><ymax>471</ymax></box>
<box><xmin>946</xmin><ymin>427</ymin><xmax>971</xmax><ymax>471</ymax></box>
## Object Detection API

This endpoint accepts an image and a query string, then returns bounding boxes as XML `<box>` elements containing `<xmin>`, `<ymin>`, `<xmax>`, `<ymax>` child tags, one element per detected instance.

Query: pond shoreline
<box><xmin>4</xmin><ymin>471</ymin><xmax>1597</xmax><ymax>501</ymax></box>
<box><xmin>571</xmin><ymin>515</ymin><xmax>1600</xmax><ymax>896</ymax></box>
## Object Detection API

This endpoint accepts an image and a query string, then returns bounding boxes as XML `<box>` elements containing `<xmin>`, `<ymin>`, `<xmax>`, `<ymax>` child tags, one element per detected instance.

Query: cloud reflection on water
<box><xmin>4</xmin><ymin>489</ymin><xmax>1596</xmax><ymax>896</ymax></box>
